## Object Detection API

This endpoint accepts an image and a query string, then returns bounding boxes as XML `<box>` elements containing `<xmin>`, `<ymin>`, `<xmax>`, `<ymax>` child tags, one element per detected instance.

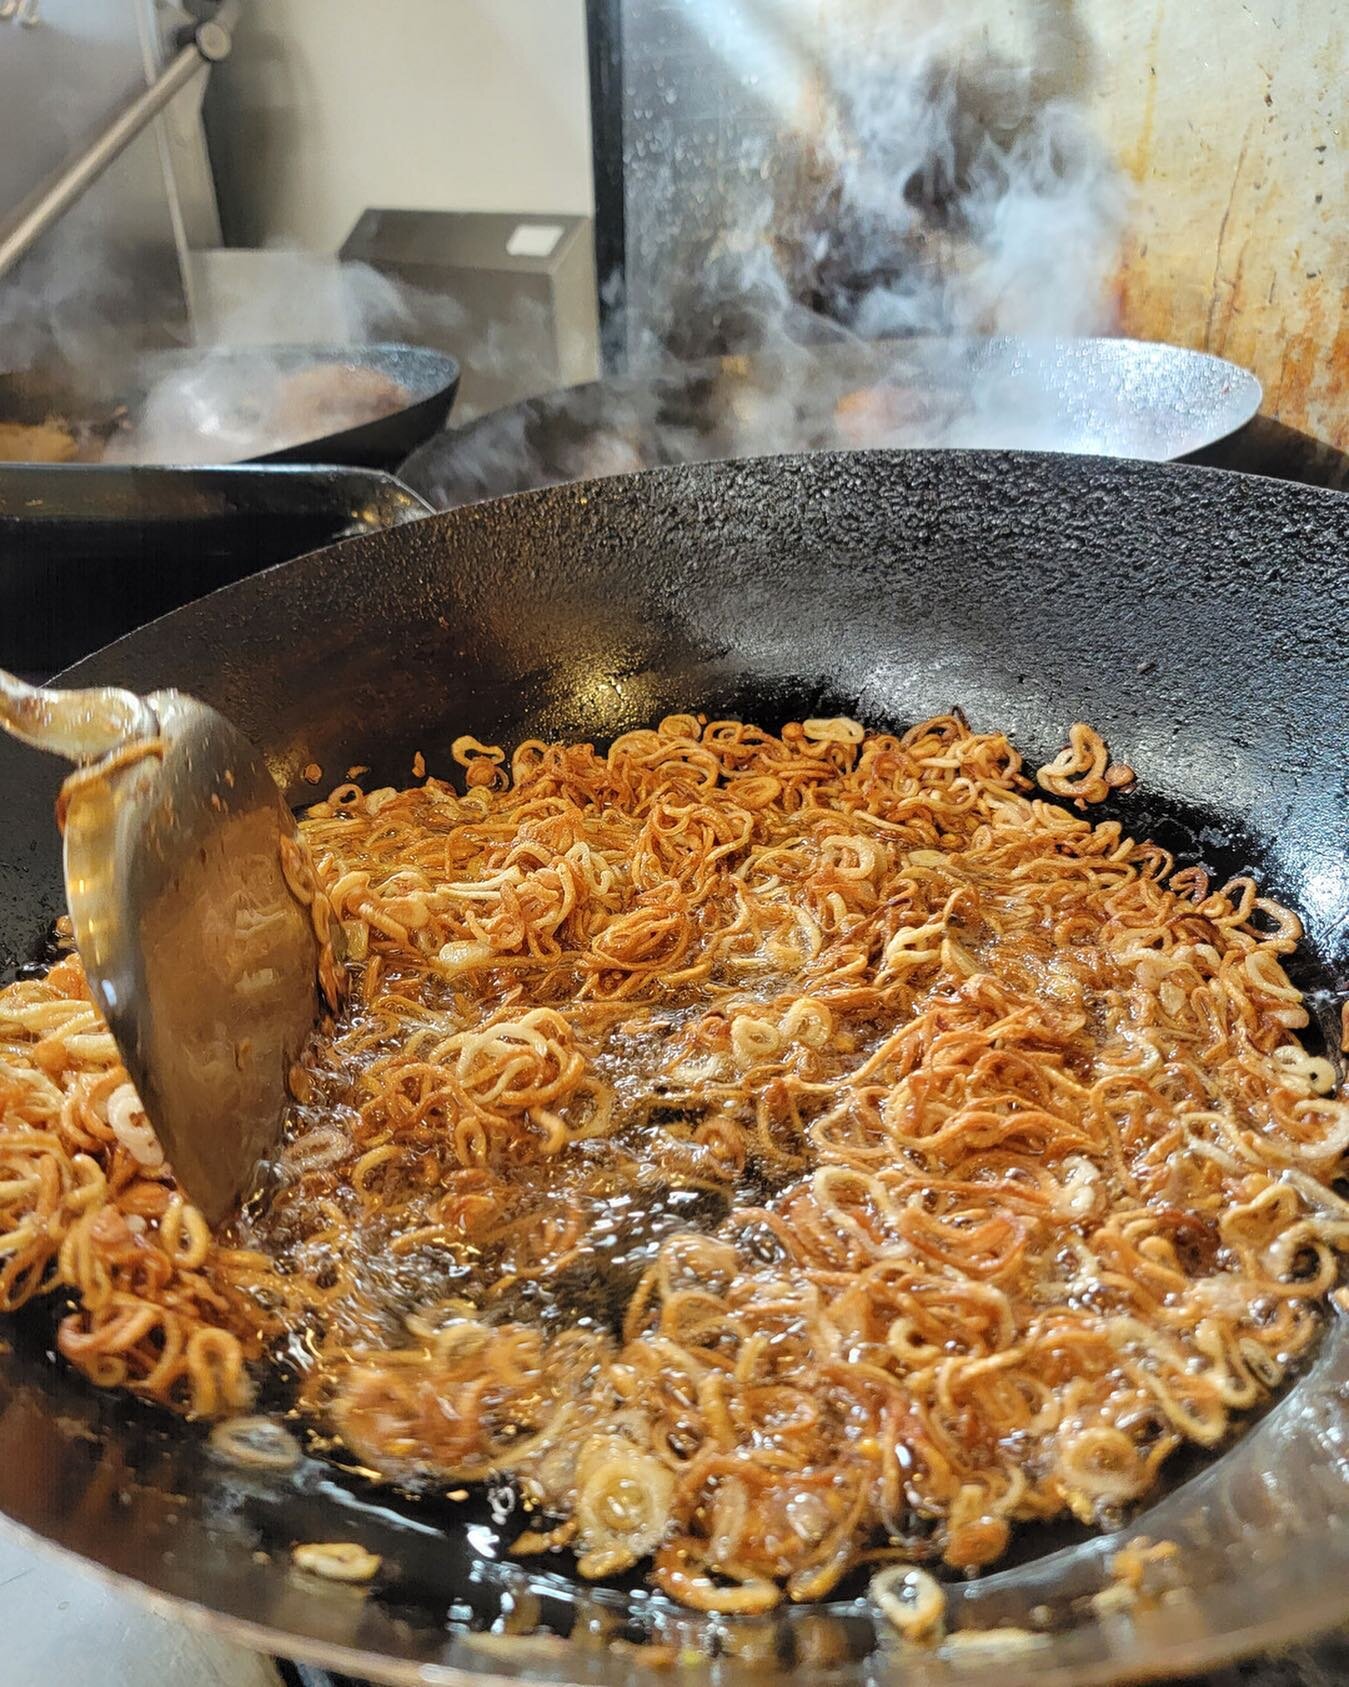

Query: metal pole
<box><xmin>586</xmin><ymin>0</ymin><xmax>627</xmax><ymax>374</ymax></box>
<box><xmin>0</xmin><ymin>6</ymin><xmax>236</xmax><ymax>283</ymax></box>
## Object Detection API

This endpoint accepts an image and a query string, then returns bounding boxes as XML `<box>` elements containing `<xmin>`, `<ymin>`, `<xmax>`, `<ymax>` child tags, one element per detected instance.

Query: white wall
<box><xmin>207</xmin><ymin>0</ymin><xmax>593</xmax><ymax>252</ymax></box>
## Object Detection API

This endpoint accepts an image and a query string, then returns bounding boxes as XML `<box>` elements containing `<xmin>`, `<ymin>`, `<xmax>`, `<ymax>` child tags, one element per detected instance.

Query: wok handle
<box><xmin>0</xmin><ymin>669</ymin><xmax>157</xmax><ymax>762</ymax></box>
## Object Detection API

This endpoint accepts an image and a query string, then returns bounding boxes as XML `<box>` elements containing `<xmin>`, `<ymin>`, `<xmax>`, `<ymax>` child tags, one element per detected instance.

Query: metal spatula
<box><xmin>0</xmin><ymin>669</ymin><xmax>324</xmax><ymax>1225</ymax></box>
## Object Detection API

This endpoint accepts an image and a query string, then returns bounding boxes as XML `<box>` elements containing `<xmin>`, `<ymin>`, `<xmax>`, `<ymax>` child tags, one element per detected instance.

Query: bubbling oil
<box><xmin>21</xmin><ymin>711</ymin><xmax>1345</xmax><ymax>1617</ymax></box>
<box><xmin>234</xmin><ymin>998</ymin><xmax>800</xmax><ymax>1400</ymax></box>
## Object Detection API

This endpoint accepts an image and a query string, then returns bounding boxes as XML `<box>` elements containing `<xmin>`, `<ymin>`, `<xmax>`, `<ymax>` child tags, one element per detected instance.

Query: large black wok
<box><xmin>0</xmin><ymin>343</ymin><xmax>459</xmax><ymax>471</ymax></box>
<box><xmin>0</xmin><ymin>463</ymin><xmax>431</xmax><ymax>676</ymax></box>
<box><xmin>0</xmin><ymin>451</ymin><xmax>1345</xmax><ymax>1685</ymax></box>
<box><xmin>399</xmin><ymin>338</ymin><xmax>1265</xmax><ymax>513</ymax></box>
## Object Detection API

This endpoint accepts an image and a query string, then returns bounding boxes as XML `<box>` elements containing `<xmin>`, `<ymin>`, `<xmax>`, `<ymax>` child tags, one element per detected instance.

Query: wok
<box><xmin>0</xmin><ymin>464</ymin><xmax>431</xmax><ymax>677</ymax></box>
<box><xmin>0</xmin><ymin>449</ymin><xmax>1346</xmax><ymax>1685</ymax></box>
<box><xmin>0</xmin><ymin>343</ymin><xmax>459</xmax><ymax>472</ymax></box>
<box><xmin>401</xmin><ymin>337</ymin><xmax>1263</xmax><ymax>511</ymax></box>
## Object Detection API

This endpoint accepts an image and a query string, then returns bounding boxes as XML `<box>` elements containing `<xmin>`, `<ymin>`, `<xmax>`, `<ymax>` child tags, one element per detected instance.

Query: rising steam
<box><xmin>1</xmin><ymin>6</ymin><xmax>1129</xmax><ymax>479</ymax></box>
<box><xmin>405</xmin><ymin>14</ymin><xmax>1131</xmax><ymax>508</ymax></box>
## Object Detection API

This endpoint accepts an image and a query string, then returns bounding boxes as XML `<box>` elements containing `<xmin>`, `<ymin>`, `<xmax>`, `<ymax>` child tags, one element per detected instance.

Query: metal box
<box><xmin>340</xmin><ymin>209</ymin><xmax>600</xmax><ymax>420</ymax></box>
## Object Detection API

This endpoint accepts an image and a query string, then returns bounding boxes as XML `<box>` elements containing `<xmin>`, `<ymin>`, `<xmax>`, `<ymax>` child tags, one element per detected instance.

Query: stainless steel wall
<box><xmin>609</xmin><ymin>0</ymin><xmax>1345</xmax><ymax>447</ymax></box>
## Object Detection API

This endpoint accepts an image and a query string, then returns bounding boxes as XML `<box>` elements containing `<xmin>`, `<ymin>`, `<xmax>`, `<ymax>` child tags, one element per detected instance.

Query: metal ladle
<box><xmin>0</xmin><ymin>669</ymin><xmax>324</xmax><ymax>1225</ymax></box>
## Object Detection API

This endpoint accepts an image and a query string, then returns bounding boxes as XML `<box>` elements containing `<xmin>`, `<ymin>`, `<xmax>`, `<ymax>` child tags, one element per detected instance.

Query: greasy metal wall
<box><xmin>609</xmin><ymin>0</ymin><xmax>1346</xmax><ymax>448</ymax></box>
<box><xmin>1089</xmin><ymin>0</ymin><xmax>1344</xmax><ymax>448</ymax></box>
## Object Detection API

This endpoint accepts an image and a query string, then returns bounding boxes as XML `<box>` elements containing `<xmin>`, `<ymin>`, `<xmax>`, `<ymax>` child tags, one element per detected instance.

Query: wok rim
<box><xmin>4</xmin><ymin>1459</ymin><xmax>1349</xmax><ymax>1687</ymax></box>
<box><xmin>426</xmin><ymin>337</ymin><xmax>1263</xmax><ymax>467</ymax></box>
<box><xmin>0</xmin><ymin>341</ymin><xmax>461</xmax><ymax>468</ymax></box>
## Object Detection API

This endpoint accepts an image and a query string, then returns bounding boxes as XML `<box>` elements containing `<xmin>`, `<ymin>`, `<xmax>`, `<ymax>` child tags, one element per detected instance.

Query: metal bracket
<box><xmin>0</xmin><ymin>0</ymin><xmax>239</xmax><ymax>279</ymax></box>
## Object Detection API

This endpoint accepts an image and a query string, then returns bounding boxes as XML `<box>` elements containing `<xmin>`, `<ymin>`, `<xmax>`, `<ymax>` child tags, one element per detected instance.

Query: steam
<box><xmin>616</xmin><ymin>16</ymin><xmax>1126</xmax><ymax>361</ymax></box>
<box><xmin>2</xmin><ymin>8</ymin><xmax>1130</xmax><ymax>477</ymax></box>
<box><xmin>103</xmin><ymin>251</ymin><xmax>458</xmax><ymax>464</ymax></box>
<box><xmin>0</xmin><ymin>237</ymin><xmax>466</xmax><ymax>464</ymax></box>
<box><xmin>0</xmin><ymin>208</ymin><xmax>176</xmax><ymax>375</ymax></box>
<box><xmin>404</xmin><ymin>14</ymin><xmax>1131</xmax><ymax>510</ymax></box>
<box><xmin>189</xmin><ymin>249</ymin><xmax>419</xmax><ymax>347</ymax></box>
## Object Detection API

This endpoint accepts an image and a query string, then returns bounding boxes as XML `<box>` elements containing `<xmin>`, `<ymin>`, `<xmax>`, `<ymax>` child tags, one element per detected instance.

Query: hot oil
<box><xmin>230</xmin><ymin>963</ymin><xmax>831</xmax><ymax>1608</ymax></box>
<box><xmin>213</xmin><ymin>984</ymin><xmax>823</xmax><ymax>1620</ymax></box>
<box><xmin>196</xmin><ymin>755</ymin><xmax>1349</xmax><ymax>1630</ymax></box>
<box><xmin>14</xmin><ymin>912</ymin><xmax>75</xmax><ymax>979</ymax></box>
<box><xmin>227</xmin><ymin>988</ymin><xmax>809</xmax><ymax>1427</ymax></box>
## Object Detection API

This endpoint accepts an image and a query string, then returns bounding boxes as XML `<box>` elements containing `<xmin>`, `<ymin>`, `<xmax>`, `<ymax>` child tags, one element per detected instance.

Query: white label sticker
<box><xmin>506</xmin><ymin>222</ymin><xmax>565</xmax><ymax>259</ymax></box>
